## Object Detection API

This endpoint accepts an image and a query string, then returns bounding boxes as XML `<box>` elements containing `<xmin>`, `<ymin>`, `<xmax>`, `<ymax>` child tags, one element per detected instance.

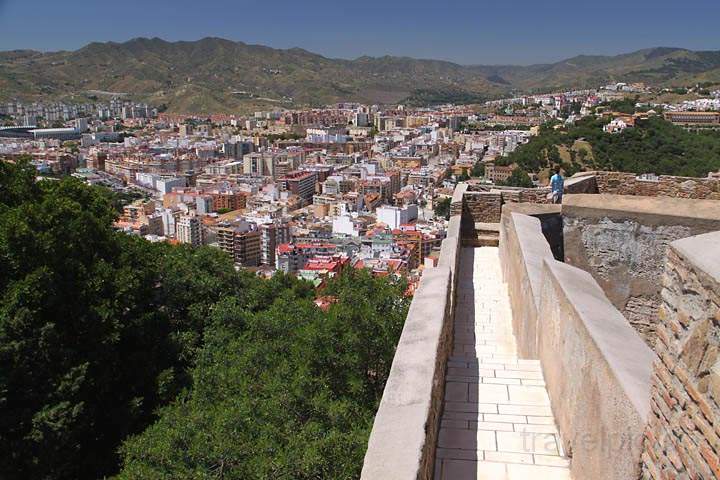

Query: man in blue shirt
<box><xmin>550</xmin><ymin>166</ymin><xmax>564</xmax><ymax>204</ymax></box>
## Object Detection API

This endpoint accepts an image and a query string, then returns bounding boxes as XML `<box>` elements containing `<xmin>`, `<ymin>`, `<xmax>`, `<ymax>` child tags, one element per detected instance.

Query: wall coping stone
<box><xmin>671</xmin><ymin>231</ymin><xmax>720</xmax><ymax>284</ymax></box>
<box><xmin>361</xmin><ymin>265</ymin><xmax>452</xmax><ymax>480</ymax></box>
<box><xmin>542</xmin><ymin>259</ymin><xmax>656</xmax><ymax>419</ymax></box>
<box><xmin>499</xmin><ymin>211</ymin><xmax>556</xmax><ymax>358</ymax></box>
<box><xmin>563</xmin><ymin>193</ymin><xmax>720</xmax><ymax>226</ymax></box>
<box><xmin>439</xmin><ymin>214</ymin><xmax>461</xmax><ymax>291</ymax></box>
<box><xmin>510</xmin><ymin>213</ymin><xmax>554</xmax><ymax>312</ymax></box>
<box><xmin>451</xmin><ymin>182</ymin><xmax>468</xmax><ymax>206</ymax></box>
<box><xmin>501</xmin><ymin>202</ymin><xmax>561</xmax><ymax>217</ymax></box>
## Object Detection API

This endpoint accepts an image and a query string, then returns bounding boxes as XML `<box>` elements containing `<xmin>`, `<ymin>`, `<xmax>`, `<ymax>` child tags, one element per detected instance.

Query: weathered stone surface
<box><xmin>641</xmin><ymin>232</ymin><xmax>720</xmax><ymax>480</ymax></box>
<box><xmin>537</xmin><ymin>259</ymin><xmax>656</xmax><ymax>480</ymax></box>
<box><xmin>361</xmin><ymin>266</ymin><xmax>452</xmax><ymax>480</ymax></box>
<box><xmin>592</xmin><ymin>171</ymin><xmax>720</xmax><ymax>200</ymax></box>
<box><xmin>499</xmin><ymin>211</ymin><xmax>555</xmax><ymax>358</ymax></box>
<box><xmin>563</xmin><ymin>194</ymin><xmax>720</xmax><ymax>348</ymax></box>
<box><xmin>464</xmin><ymin>191</ymin><xmax>503</xmax><ymax>224</ymax></box>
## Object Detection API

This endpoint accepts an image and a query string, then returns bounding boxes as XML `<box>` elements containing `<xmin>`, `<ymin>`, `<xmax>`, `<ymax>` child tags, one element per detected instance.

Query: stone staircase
<box><xmin>467</xmin><ymin>222</ymin><xmax>500</xmax><ymax>247</ymax></box>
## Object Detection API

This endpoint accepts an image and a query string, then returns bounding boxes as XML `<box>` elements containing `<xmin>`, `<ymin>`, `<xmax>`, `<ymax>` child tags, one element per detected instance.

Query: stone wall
<box><xmin>641</xmin><ymin>232</ymin><xmax>720</xmax><ymax>480</ymax></box>
<box><xmin>593</xmin><ymin>171</ymin><xmax>720</xmax><ymax>200</ymax></box>
<box><xmin>449</xmin><ymin>183</ymin><xmax>467</xmax><ymax>218</ymax></box>
<box><xmin>499</xmin><ymin>204</ymin><xmax>656</xmax><ymax>480</ymax></box>
<box><xmin>499</xmin><ymin>210</ymin><xmax>555</xmax><ymax>358</ymax></box>
<box><xmin>460</xmin><ymin>173</ymin><xmax>596</xmax><ymax>224</ymax></box>
<box><xmin>563</xmin><ymin>194</ymin><xmax>720</xmax><ymax>348</ymax></box>
<box><xmin>463</xmin><ymin>191</ymin><xmax>503</xmax><ymax>223</ymax></box>
<box><xmin>537</xmin><ymin>259</ymin><xmax>656</xmax><ymax>480</ymax></box>
<box><xmin>362</xmin><ymin>189</ymin><xmax>464</xmax><ymax>480</ymax></box>
<box><xmin>439</xmin><ymin>211</ymin><xmax>462</xmax><ymax>313</ymax></box>
<box><xmin>361</xmin><ymin>266</ymin><xmax>453</xmax><ymax>480</ymax></box>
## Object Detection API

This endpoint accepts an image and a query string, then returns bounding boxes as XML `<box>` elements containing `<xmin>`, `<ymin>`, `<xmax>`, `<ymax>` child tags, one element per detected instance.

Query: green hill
<box><xmin>500</xmin><ymin>116</ymin><xmax>720</xmax><ymax>178</ymax></box>
<box><xmin>1</xmin><ymin>38</ymin><xmax>719</xmax><ymax>113</ymax></box>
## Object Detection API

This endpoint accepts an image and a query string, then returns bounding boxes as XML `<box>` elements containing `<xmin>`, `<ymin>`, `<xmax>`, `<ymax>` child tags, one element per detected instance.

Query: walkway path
<box><xmin>434</xmin><ymin>247</ymin><xmax>571</xmax><ymax>480</ymax></box>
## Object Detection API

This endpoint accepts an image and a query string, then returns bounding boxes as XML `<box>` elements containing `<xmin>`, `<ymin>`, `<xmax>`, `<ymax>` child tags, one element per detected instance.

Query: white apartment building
<box><xmin>377</xmin><ymin>205</ymin><xmax>419</xmax><ymax>230</ymax></box>
<box><xmin>176</xmin><ymin>214</ymin><xmax>203</xmax><ymax>246</ymax></box>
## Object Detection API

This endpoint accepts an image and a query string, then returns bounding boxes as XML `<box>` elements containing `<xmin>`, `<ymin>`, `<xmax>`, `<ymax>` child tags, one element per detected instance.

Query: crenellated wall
<box><xmin>641</xmin><ymin>232</ymin><xmax>720</xmax><ymax>480</ymax></box>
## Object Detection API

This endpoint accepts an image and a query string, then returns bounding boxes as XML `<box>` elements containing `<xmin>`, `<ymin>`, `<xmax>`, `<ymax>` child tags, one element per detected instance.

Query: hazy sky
<box><xmin>1</xmin><ymin>0</ymin><xmax>719</xmax><ymax>65</ymax></box>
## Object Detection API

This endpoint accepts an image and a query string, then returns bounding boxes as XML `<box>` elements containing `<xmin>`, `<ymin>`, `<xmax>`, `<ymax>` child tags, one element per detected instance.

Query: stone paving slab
<box><xmin>434</xmin><ymin>247</ymin><xmax>571</xmax><ymax>480</ymax></box>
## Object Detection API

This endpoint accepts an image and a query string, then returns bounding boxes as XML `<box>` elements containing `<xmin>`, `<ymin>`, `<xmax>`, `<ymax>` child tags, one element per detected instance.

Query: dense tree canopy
<box><xmin>499</xmin><ymin>116</ymin><xmax>720</xmax><ymax>178</ymax></box>
<box><xmin>499</xmin><ymin>168</ymin><xmax>534</xmax><ymax>188</ymax></box>
<box><xmin>0</xmin><ymin>160</ymin><xmax>410</xmax><ymax>479</ymax></box>
<box><xmin>118</xmin><ymin>269</ymin><xmax>408</xmax><ymax>479</ymax></box>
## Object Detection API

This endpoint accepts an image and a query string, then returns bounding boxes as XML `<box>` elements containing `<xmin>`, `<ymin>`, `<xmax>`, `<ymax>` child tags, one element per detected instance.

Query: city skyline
<box><xmin>1</xmin><ymin>0</ymin><xmax>720</xmax><ymax>65</ymax></box>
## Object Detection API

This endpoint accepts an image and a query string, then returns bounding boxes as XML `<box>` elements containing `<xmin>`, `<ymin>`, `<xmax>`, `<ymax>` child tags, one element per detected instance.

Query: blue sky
<box><xmin>1</xmin><ymin>0</ymin><xmax>719</xmax><ymax>65</ymax></box>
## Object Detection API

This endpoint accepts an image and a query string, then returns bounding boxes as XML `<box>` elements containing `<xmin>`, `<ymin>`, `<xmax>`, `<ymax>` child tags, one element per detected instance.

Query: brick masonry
<box><xmin>594</xmin><ymin>171</ymin><xmax>720</xmax><ymax>200</ymax></box>
<box><xmin>641</xmin><ymin>244</ymin><xmax>720</xmax><ymax>480</ymax></box>
<box><xmin>464</xmin><ymin>192</ymin><xmax>504</xmax><ymax>223</ymax></box>
<box><xmin>459</xmin><ymin>171</ymin><xmax>600</xmax><ymax>225</ymax></box>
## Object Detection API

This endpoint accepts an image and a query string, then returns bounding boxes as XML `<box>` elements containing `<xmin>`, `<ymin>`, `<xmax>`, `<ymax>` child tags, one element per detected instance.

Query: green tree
<box><xmin>117</xmin><ymin>270</ymin><xmax>409</xmax><ymax>480</ymax></box>
<box><xmin>0</xmin><ymin>163</ymin><xmax>256</xmax><ymax>479</ymax></box>
<box><xmin>0</xmin><ymin>160</ymin><xmax>412</xmax><ymax>479</ymax></box>
<box><xmin>499</xmin><ymin>168</ymin><xmax>534</xmax><ymax>188</ymax></box>
<box><xmin>576</xmin><ymin>147</ymin><xmax>589</xmax><ymax>164</ymax></box>
<box><xmin>471</xmin><ymin>162</ymin><xmax>485</xmax><ymax>177</ymax></box>
<box><xmin>434</xmin><ymin>197</ymin><xmax>451</xmax><ymax>220</ymax></box>
<box><xmin>501</xmin><ymin>116</ymin><xmax>720</xmax><ymax>178</ymax></box>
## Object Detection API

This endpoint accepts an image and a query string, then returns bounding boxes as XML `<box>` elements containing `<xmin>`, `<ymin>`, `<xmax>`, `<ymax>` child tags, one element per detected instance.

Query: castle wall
<box><xmin>563</xmin><ymin>194</ymin><xmax>720</xmax><ymax>348</ymax></box>
<box><xmin>642</xmin><ymin>232</ymin><xmax>720</xmax><ymax>479</ymax></box>
<box><xmin>593</xmin><ymin>171</ymin><xmax>720</xmax><ymax>200</ymax></box>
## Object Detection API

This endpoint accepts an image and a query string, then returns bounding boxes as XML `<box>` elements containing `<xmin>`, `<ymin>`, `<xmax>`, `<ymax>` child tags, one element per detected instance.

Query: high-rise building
<box><xmin>176</xmin><ymin>215</ymin><xmax>203</xmax><ymax>246</ymax></box>
<box><xmin>179</xmin><ymin>124</ymin><xmax>193</xmax><ymax>138</ymax></box>
<box><xmin>377</xmin><ymin>205</ymin><xmax>419</xmax><ymax>229</ymax></box>
<box><xmin>278</xmin><ymin>171</ymin><xmax>317</xmax><ymax>203</ymax></box>
<box><xmin>75</xmin><ymin>118</ymin><xmax>89</xmax><ymax>133</ymax></box>
<box><xmin>216</xmin><ymin>221</ymin><xmax>262</xmax><ymax>267</ymax></box>
<box><xmin>260</xmin><ymin>220</ymin><xmax>291</xmax><ymax>267</ymax></box>
<box><xmin>224</xmin><ymin>139</ymin><xmax>253</xmax><ymax>160</ymax></box>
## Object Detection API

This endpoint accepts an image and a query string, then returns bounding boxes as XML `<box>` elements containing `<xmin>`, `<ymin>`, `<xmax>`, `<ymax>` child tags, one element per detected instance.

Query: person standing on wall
<box><xmin>550</xmin><ymin>166</ymin><xmax>564</xmax><ymax>204</ymax></box>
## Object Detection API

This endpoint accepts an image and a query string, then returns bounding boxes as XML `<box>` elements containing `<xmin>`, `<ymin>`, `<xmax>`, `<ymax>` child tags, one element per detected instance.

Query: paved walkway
<box><xmin>434</xmin><ymin>247</ymin><xmax>571</xmax><ymax>480</ymax></box>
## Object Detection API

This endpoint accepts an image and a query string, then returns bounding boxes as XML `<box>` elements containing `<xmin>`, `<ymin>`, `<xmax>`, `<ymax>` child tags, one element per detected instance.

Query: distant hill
<box><xmin>1</xmin><ymin>38</ymin><xmax>719</xmax><ymax>113</ymax></box>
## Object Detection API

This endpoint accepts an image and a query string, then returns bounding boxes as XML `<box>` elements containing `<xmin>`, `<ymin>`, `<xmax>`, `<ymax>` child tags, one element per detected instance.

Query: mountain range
<box><xmin>1</xmin><ymin>37</ymin><xmax>720</xmax><ymax>113</ymax></box>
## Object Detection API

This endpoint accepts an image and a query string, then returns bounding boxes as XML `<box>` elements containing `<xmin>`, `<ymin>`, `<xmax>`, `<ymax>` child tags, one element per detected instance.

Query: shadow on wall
<box><xmin>435</xmin><ymin>247</ymin><xmax>480</xmax><ymax>479</ymax></box>
<box><xmin>538</xmin><ymin>213</ymin><xmax>563</xmax><ymax>261</ymax></box>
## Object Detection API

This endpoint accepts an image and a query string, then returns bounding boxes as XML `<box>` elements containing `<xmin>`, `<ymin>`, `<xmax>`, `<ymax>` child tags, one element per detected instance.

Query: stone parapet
<box><xmin>641</xmin><ymin>231</ymin><xmax>720</xmax><ymax>479</ymax></box>
<box><xmin>449</xmin><ymin>182</ymin><xmax>468</xmax><ymax>217</ymax></box>
<box><xmin>463</xmin><ymin>191</ymin><xmax>503</xmax><ymax>223</ymax></box>
<box><xmin>592</xmin><ymin>171</ymin><xmax>720</xmax><ymax>200</ymax></box>
<box><xmin>537</xmin><ymin>259</ymin><xmax>656</xmax><ymax>480</ymax></box>
<box><xmin>499</xmin><ymin>211</ymin><xmax>555</xmax><ymax>358</ymax></box>
<box><xmin>439</xmin><ymin>214</ymin><xmax>462</xmax><ymax>310</ymax></box>
<box><xmin>361</xmin><ymin>266</ymin><xmax>453</xmax><ymax>480</ymax></box>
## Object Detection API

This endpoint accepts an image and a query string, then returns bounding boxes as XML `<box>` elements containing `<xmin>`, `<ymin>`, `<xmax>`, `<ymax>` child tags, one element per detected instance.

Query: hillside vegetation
<box><xmin>500</xmin><ymin>116</ymin><xmax>720</xmax><ymax>178</ymax></box>
<box><xmin>2</xmin><ymin>38</ymin><xmax>720</xmax><ymax>112</ymax></box>
<box><xmin>0</xmin><ymin>160</ymin><xmax>410</xmax><ymax>479</ymax></box>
